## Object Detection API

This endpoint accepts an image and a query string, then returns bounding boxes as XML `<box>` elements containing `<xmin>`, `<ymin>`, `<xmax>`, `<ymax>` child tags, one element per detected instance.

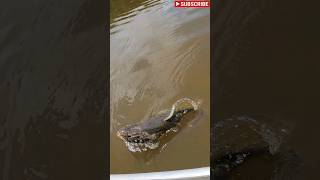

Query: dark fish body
<box><xmin>117</xmin><ymin>108</ymin><xmax>194</xmax><ymax>151</ymax></box>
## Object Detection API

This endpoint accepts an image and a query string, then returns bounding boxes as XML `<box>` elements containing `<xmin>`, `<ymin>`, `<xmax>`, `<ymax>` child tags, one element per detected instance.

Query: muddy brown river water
<box><xmin>1</xmin><ymin>0</ymin><xmax>320</xmax><ymax>179</ymax></box>
<box><xmin>110</xmin><ymin>0</ymin><xmax>210</xmax><ymax>174</ymax></box>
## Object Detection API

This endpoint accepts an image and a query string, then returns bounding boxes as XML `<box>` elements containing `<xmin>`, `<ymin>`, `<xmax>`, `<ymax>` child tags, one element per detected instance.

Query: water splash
<box><xmin>125</xmin><ymin>141</ymin><xmax>159</xmax><ymax>152</ymax></box>
<box><xmin>164</xmin><ymin>97</ymin><xmax>200</xmax><ymax>121</ymax></box>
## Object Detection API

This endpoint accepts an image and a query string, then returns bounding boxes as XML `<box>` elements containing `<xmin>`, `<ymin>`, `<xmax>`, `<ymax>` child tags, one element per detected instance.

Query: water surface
<box><xmin>110</xmin><ymin>0</ymin><xmax>210</xmax><ymax>174</ymax></box>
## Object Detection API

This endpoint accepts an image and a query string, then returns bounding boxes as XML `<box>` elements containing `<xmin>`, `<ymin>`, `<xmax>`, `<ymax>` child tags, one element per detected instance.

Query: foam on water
<box><xmin>125</xmin><ymin>141</ymin><xmax>160</xmax><ymax>152</ymax></box>
<box><xmin>164</xmin><ymin>97</ymin><xmax>200</xmax><ymax>121</ymax></box>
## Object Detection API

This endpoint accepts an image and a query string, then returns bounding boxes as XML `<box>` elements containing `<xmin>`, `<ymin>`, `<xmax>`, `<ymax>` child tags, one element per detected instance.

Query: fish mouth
<box><xmin>116</xmin><ymin>130</ymin><xmax>122</xmax><ymax>137</ymax></box>
<box><xmin>116</xmin><ymin>129</ymin><xmax>127</xmax><ymax>142</ymax></box>
<box><xmin>117</xmin><ymin>130</ymin><xmax>153</xmax><ymax>144</ymax></box>
<box><xmin>116</xmin><ymin>129</ymin><xmax>143</xmax><ymax>143</ymax></box>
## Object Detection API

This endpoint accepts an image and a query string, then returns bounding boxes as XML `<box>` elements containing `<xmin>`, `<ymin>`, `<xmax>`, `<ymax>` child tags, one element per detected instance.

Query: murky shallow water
<box><xmin>110</xmin><ymin>0</ymin><xmax>210</xmax><ymax>174</ymax></box>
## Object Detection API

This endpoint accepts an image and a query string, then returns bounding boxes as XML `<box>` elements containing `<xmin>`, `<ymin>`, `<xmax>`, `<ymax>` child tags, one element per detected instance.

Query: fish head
<box><xmin>117</xmin><ymin>124</ymin><xmax>158</xmax><ymax>144</ymax></box>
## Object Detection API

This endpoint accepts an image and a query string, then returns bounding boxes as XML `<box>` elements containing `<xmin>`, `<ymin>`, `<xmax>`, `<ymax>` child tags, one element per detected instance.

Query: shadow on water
<box><xmin>0</xmin><ymin>0</ymin><xmax>106</xmax><ymax>179</ymax></box>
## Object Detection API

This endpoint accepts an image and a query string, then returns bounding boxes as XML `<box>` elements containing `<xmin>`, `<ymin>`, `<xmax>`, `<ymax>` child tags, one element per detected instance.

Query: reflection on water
<box><xmin>110</xmin><ymin>0</ymin><xmax>210</xmax><ymax>174</ymax></box>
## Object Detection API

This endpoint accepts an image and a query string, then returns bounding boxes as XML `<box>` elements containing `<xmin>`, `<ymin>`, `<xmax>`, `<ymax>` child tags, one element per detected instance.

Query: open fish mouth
<box><xmin>117</xmin><ymin>132</ymin><xmax>148</xmax><ymax>144</ymax></box>
<box><xmin>117</xmin><ymin>130</ymin><xmax>159</xmax><ymax>152</ymax></box>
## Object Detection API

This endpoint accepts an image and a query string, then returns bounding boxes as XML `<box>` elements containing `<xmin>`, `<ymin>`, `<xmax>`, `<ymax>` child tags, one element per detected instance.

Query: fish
<box><xmin>117</xmin><ymin>98</ymin><xmax>199</xmax><ymax>152</ymax></box>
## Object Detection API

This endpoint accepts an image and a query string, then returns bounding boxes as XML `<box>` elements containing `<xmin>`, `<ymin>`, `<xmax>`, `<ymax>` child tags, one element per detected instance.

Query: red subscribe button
<box><xmin>174</xmin><ymin>0</ymin><xmax>210</xmax><ymax>8</ymax></box>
